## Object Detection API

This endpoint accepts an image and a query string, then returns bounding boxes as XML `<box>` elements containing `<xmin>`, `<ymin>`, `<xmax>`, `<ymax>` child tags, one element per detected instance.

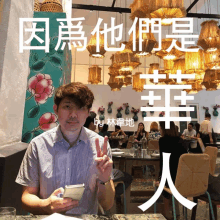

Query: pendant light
<box><xmin>156</xmin><ymin>38</ymin><xmax>184</xmax><ymax>60</ymax></box>
<box><xmin>149</xmin><ymin>0</ymin><xmax>186</xmax><ymax>26</ymax></box>
<box><xmin>132</xmin><ymin>72</ymin><xmax>146</xmax><ymax>92</ymax></box>
<box><xmin>87</xmin><ymin>28</ymin><xmax>106</xmax><ymax>58</ymax></box>
<box><xmin>197</xmin><ymin>20</ymin><xmax>220</xmax><ymax>52</ymax></box>
<box><xmin>88</xmin><ymin>65</ymin><xmax>102</xmax><ymax>84</ymax></box>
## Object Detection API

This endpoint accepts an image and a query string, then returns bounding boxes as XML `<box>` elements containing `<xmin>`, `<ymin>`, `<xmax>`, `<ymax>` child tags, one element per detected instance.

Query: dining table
<box><xmin>205</xmin><ymin>142</ymin><xmax>220</xmax><ymax>148</ymax></box>
<box><xmin>16</xmin><ymin>213</ymin><xmax>166</xmax><ymax>220</ymax></box>
<box><xmin>112</xmin><ymin>149</ymin><xmax>160</xmax><ymax>213</ymax></box>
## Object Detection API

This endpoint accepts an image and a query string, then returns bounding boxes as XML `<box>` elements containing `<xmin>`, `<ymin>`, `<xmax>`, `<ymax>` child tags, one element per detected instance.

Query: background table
<box><xmin>17</xmin><ymin>214</ymin><xmax>166</xmax><ymax>219</ymax></box>
<box><xmin>112</xmin><ymin>149</ymin><xmax>160</xmax><ymax>213</ymax></box>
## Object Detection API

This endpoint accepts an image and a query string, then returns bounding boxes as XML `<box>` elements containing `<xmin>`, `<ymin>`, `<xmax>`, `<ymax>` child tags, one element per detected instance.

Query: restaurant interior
<box><xmin>1</xmin><ymin>0</ymin><xmax>220</xmax><ymax>219</ymax></box>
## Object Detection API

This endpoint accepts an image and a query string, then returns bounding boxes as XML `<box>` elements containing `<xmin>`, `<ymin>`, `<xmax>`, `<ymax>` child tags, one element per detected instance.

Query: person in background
<box><xmin>175</xmin><ymin>125</ymin><xmax>181</xmax><ymax>137</ymax></box>
<box><xmin>16</xmin><ymin>82</ymin><xmax>115</xmax><ymax>214</ymax></box>
<box><xmin>111</xmin><ymin>125</ymin><xmax>126</xmax><ymax>137</ymax></box>
<box><xmin>84</xmin><ymin>116</ymin><xmax>96</xmax><ymax>132</ymax></box>
<box><xmin>148</xmin><ymin>122</ymin><xmax>161</xmax><ymax>141</ymax></box>
<box><xmin>200</xmin><ymin>113</ymin><xmax>215</xmax><ymax>144</ymax></box>
<box><xmin>181</xmin><ymin>123</ymin><xmax>196</xmax><ymax>139</ymax></box>
<box><xmin>134</xmin><ymin>122</ymin><xmax>148</xmax><ymax>141</ymax></box>
<box><xmin>195</xmin><ymin>123</ymin><xmax>201</xmax><ymax>137</ymax></box>
<box><xmin>98</xmin><ymin>124</ymin><xmax>103</xmax><ymax>133</ymax></box>
<box><xmin>99</xmin><ymin>124</ymin><xmax>111</xmax><ymax>138</ymax></box>
<box><xmin>158</xmin><ymin>121</ymin><xmax>187</xmax><ymax>219</ymax></box>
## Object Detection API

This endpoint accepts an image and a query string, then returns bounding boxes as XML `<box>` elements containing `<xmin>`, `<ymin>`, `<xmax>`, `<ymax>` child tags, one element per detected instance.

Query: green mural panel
<box><xmin>22</xmin><ymin>12</ymin><xmax>72</xmax><ymax>143</ymax></box>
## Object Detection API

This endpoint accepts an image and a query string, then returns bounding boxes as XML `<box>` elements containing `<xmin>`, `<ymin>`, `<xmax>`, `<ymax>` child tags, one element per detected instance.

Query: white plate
<box><xmin>111</xmin><ymin>148</ymin><xmax>121</xmax><ymax>152</ymax></box>
<box><xmin>112</xmin><ymin>152</ymin><xmax>125</xmax><ymax>155</ymax></box>
<box><xmin>151</xmin><ymin>153</ymin><xmax>160</xmax><ymax>157</ymax></box>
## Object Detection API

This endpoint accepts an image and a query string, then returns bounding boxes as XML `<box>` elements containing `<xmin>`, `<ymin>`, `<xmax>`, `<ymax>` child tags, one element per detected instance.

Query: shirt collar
<box><xmin>52</xmin><ymin>125</ymin><xmax>89</xmax><ymax>144</ymax></box>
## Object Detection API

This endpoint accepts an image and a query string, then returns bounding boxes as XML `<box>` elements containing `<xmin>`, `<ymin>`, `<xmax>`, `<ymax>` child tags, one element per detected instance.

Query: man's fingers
<box><xmin>103</xmin><ymin>136</ymin><xmax>108</xmax><ymax>155</ymax></box>
<box><xmin>52</xmin><ymin>187</ymin><xmax>64</xmax><ymax>196</ymax></box>
<box><xmin>101</xmin><ymin>159</ymin><xmax>113</xmax><ymax>170</ymax></box>
<box><xmin>95</xmin><ymin>138</ymin><xmax>101</xmax><ymax>157</ymax></box>
<box><xmin>97</xmin><ymin>155</ymin><xmax>109</xmax><ymax>168</ymax></box>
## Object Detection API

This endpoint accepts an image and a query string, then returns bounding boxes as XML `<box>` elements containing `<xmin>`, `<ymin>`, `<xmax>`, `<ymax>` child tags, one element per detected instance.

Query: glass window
<box><xmin>190</xmin><ymin>105</ymin><xmax>197</xmax><ymax>119</ymax></box>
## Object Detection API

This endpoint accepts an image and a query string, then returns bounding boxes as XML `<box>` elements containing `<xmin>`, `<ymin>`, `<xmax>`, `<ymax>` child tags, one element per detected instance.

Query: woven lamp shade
<box><xmin>184</xmin><ymin>81</ymin><xmax>203</xmax><ymax>94</ymax></box>
<box><xmin>87</xmin><ymin>29</ymin><xmax>106</xmax><ymax>58</ymax></box>
<box><xmin>156</xmin><ymin>38</ymin><xmax>184</xmax><ymax>60</ymax></box>
<box><xmin>107</xmin><ymin>73</ymin><xmax>123</xmax><ymax>91</ymax></box>
<box><xmin>185</xmin><ymin>46</ymin><xmax>205</xmax><ymax>81</ymax></box>
<box><xmin>150</xmin><ymin>0</ymin><xmax>186</xmax><ymax>26</ymax></box>
<box><xmin>112</xmin><ymin>42</ymin><xmax>141</xmax><ymax>72</ymax></box>
<box><xmin>173</xmin><ymin>58</ymin><xmax>186</xmax><ymax>83</ymax></box>
<box><xmin>197</xmin><ymin>20</ymin><xmax>220</xmax><ymax>52</ymax></box>
<box><xmin>202</xmin><ymin>69</ymin><xmax>220</xmax><ymax>91</ymax></box>
<box><xmin>133</xmin><ymin>72</ymin><xmax>146</xmax><ymax>92</ymax></box>
<box><xmin>149</xmin><ymin>63</ymin><xmax>160</xmax><ymax>84</ymax></box>
<box><xmin>34</xmin><ymin>0</ymin><xmax>41</xmax><ymax>11</ymax></box>
<box><xmin>122</xmin><ymin>76</ymin><xmax>132</xmax><ymax>87</ymax></box>
<box><xmin>41</xmin><ymin>0</ymin><xmax>63</xmax><ymax>12</ymax></box>
<box><xmin>164</xmin><ymin>60</ymin><xmax>176</xmax><ymax>84</ymax></box>
<box><xmin>149</xmin><ymin>63</ymin><xmax>160</xmax><ymax>74</ymax></box>
<box><xmin>205</xmin><ymin>50</ymin><xmax>220</xmax><ymax>70</ymax></box>
<box><xmin>130</xmin><ymin>0</ymin><xmax>150</xmax><ymax>20</ymax></box>
<box><xmin>128</xmin><ymin>25</ymin><xmax>157</xmax><ymax>57</ymax></box>
<box><xmin>88</xmin><ymin>65</ymin><xmax>102</xmax><ymax>84</ymax></box>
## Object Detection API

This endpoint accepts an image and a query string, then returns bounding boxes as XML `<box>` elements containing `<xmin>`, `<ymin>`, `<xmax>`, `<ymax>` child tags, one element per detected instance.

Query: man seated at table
<box><xmin>181</xmin><ymin>123</ymin><xmax>196</xmax><ymax>139</ymax></box>
<box><xmin>181</xmin><ymin>123</ymin><xmax>198</xmax><ymax>152</ymax></box>
<box><xmin>16</xmin><ymin>82</ymin><xmax>115</xmax><ymax>215</ymax></box>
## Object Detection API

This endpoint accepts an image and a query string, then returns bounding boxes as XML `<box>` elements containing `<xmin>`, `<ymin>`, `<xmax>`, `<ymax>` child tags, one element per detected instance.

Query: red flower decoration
<box><xmin>131</xmin><ymin>107</ymin><xmax>139</xmax><ymax>113</ymax></box>
<box><xmin>117</xmin><ymin>106</ymin><xmax>123</xmax><ymax>111</ymax></box>
<box><xmin>123</xmin><ymin>103</ymin><xmax>129</xmax><ymax>107</ymax></box>
<box><xmin>39</xmin><ymin>112</ymin><xmax>58</xmax><ymax>131</ymax></box>
<box><xmin>28</xmin><ymin>73</ymin><xmax>54</xmax><ymax>104</ymax></box>
<box><xmin>98</xmin><ymin>106</ymin><xmax>105</xmax><ymax>113</ymax></box>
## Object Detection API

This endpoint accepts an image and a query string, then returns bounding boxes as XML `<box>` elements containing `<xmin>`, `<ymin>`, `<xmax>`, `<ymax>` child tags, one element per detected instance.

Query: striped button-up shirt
<box><xmin>16</xmin><ymin>126</ymin><xmax>113</xmax><ymax>214</ymax></box>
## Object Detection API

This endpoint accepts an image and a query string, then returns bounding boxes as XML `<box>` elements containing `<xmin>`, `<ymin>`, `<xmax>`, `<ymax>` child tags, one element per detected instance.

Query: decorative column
<box><xmin>22</xmin><ymin>12</ymin><xmax>72</xmax><ymax>143</ymax></box>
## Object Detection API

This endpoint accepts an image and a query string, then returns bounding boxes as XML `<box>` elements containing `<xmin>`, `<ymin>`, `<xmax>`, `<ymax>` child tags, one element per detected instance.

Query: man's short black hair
<box><xmin>188</xmin><ymin>122</ymin><xmax>194</xmax><ymax>127</ymax></box>
<box><xmin>205</xmin><ymin>113</ymin><xmax>211</xmax><ymax>118</ymax></box>
<box><xmin>115</xmin><ymin>125</ymin><xmax>121</xmax><ymax>130</ymax></box>
<box><xmin>84</xmin><ymin>116</ymin><xmax>94</xmax><ymax>128</ymax></box>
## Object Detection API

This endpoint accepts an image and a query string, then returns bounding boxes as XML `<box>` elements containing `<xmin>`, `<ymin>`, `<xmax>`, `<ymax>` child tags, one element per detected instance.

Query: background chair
<box><xmin>126</xmin><ymin>136</ymin><xmax>134</xmax><ymax>149</ymax></box>
<box><xmin>191</xmin><ymin>146</ymin><xmax>219</xmax><ymax>220</ymax></box>
<box><xmin>154</xmin><ymin>154</ymin><xmax>214</xmax><ymax>220</ymax></box>
<box><xmin>148</xmin><ymin>140</ymin><xmax>159</xmax><ymax>151</ymax></box>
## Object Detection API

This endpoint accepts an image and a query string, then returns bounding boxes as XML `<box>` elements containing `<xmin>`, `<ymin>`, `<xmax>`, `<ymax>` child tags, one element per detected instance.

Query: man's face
<box><xmin>188</xmin><ymin>124</ymin><xmax>193</xmax><ymax>131</ymax></box>
<box><xmin>53</xmin><ymin>97</ymin><xmax>89</xmax><ymax>133</ymax></box>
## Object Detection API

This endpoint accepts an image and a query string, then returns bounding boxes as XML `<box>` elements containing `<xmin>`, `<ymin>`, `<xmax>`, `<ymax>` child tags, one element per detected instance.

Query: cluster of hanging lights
<box><xmin>84</xmin><ymin>0</ymin><xmax>220</xmax><ymax>93</ymax></box>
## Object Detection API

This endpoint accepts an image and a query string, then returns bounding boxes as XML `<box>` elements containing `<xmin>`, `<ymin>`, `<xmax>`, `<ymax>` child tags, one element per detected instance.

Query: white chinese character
<box><xmin>56</xmin><ymin>18</ymin><xmax>87</xmax><ymax>51</ymax></box>
<box><xmin>128</xmin><ymin>18</ymin><xmax>161</xmax><ymax>52</ymax></box>
<box><xmin>100</xmin><ymin>17</ymin><xmax>125</xmax><ymax>52</ymax></box>
<box><xmin>91</xmin><ymin>18</ymin><xmax>103</xmax><ymax>53</ymax></box>
<box><xmin>107</xmin><ymin>118</ymin><xmax>117</xmax><ymax>127</ymax></box>
<box><xmin>168</xmin><ymin>69</ymin><xmax>195</xmax><ymax>83</ymax></box>
<box><xmin>124</xmin><ymin>118</ymin><xmax>134</xmax><ymax>127</ymax></box>
<box><xmin>166</xmin><ymin>18</ymin><xmax>199</xmax><ymax>52</ymax></box>
<box><xmin>19</xmin><ymin>18</ymin><xmax>49</xmax><ymax>53</ymax></box>
<box><xmin>140</xmin><ymin>70</ymin><xmax>166</xmax><ymax>84</ymax></box>
<box><xmin>116</xmin><ymin>118</ymin><xmax>125</xmax><ymax>127</ymax></box>
<box><xmin>139</xmin><ymin>75</ymin><xmax>195</xmax><ymax>128</ymax></box>
<box><xmin>138</xmin><ymin>153</ymin><xmax>196</xmax><ymax>211</ymax></box>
